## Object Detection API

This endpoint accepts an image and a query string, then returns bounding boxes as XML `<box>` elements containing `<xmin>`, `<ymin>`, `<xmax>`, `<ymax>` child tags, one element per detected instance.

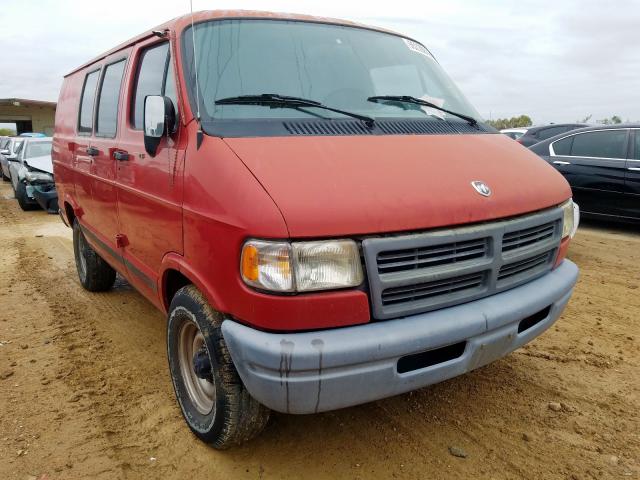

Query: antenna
<box><xmin>190</xmin><ymin>0</ymin><xmax>204</xmax><ymax>149</ymax></box>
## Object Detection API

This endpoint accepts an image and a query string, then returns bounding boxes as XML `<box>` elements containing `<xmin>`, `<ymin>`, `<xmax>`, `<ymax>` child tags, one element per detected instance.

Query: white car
<box><xmin>500</xmin><ymin>128</ymin><xmax>528</xmax><ymax>140</ymax></box>
<box><xmin>8</xmin><ymin>137</ymin><xmax>55</xmax><ymax>211</ymax></box>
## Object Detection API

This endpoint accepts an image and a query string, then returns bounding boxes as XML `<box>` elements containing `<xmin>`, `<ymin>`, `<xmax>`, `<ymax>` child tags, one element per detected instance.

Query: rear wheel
<box><xmin>72</xmin><ymin>219</ymin><xmax>116</xmax><ymax>291</ymax></box>
<box><xmin>167</xmin><ymin>285</ymin><xmax>270</xmax><ymax>449</ymax></box>
<box><xmin>15</xmin><ymin>181</ymin><xmax>37</xmax><ymax>211</ymax></box>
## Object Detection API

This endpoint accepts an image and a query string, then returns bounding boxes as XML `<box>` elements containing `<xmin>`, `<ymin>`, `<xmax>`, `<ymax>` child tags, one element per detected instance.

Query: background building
<box><xmin>0</xmin><ymin>98</ymin><xmax>56</xmax><ymax>135</ymax></box>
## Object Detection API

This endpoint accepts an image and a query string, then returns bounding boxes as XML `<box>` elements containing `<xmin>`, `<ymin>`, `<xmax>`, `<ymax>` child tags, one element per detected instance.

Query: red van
<box><xmin>53</xmin><ymin>10</ymin><xmax>578</xmax><ymax>448</ymax></box>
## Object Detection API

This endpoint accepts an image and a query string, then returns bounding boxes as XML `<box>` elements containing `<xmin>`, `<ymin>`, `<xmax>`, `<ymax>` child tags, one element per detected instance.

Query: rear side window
<box><xmin>634</xmin><ymin>132</ymin><xmax>640</xmax><ymax>160</ymax></box>
<box><xmin>78</xmin><ymin>70</ymin><xmax>101</xmax><ymax>134</ymax></box>
<box><xmin>570</xmin><ymin>130</ymin><xmax>627</xmax><ymax>159</ymax></box>
<box><xmin>552</xmin><ymin>136</ymin><xmax>573</xmax><ymax>156</ymax></box>
<box><xmin>537</xmin><ymin>126</ymin><xmax>567</xmax><ymax>140</ymax></box>
<box><xmin>96</xmin><ymin>59</ymin><xmax>126</xmax><ymax>137</ymax></box>
<box><xmin>131</xmin><ymin>42</ymin><xmax>177</xmax><ymax>129</ymax></box>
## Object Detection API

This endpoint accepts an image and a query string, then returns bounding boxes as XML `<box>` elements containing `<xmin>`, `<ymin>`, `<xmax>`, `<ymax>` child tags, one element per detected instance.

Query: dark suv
<box><xmin>517</xmin><ymin>123</ymin><xmax>588</xmax><ymax>147</ymax></box>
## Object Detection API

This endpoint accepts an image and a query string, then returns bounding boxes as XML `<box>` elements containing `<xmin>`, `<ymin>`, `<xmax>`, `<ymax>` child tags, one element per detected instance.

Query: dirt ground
<box><xmin>0</xmin><ymin>181</ymin><xmax>638</xmax><ymax>480</ymax></box>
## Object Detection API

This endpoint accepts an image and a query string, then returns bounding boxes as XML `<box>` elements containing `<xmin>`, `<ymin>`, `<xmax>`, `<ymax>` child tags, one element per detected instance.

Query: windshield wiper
<box><xmin>215</xmin><ymin>94</ymin><xmax>375</xmax><ymax>127</ymax></box>
<box><xmin>367</xmin><ymin>95</ymin><xmax>477</xmax><ymax>126</ymax></box>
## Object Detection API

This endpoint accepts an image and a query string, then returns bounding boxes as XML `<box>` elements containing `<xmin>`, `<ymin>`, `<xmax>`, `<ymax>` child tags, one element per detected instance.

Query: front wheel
<box><xmin>167</xmin><ymin>285</ymin><xmax>270</xmax><ymax>449</ymax></box>
<box><xmin>72</xmin><ymin>219</ymin><xmax>116</xmax><ymax>291</ymax></box>
<box><xmin>15</xmin><ymin>181</ymin><xmax>37</xmax><ymax>211</ymax></box>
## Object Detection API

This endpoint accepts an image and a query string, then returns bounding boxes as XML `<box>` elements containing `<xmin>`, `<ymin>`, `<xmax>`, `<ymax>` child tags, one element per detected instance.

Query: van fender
<box><xmin>159</xmin><ymin>252</ymin><xmax>225</xmax><ymax>314</ymax></box>
<box><xmin>60</xmin><ymin>193</ymin><xmax>82</xmax><ymax>224</ymax></box>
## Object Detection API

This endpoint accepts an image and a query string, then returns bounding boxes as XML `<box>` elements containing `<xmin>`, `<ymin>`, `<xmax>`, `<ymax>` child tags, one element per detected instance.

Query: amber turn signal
<box><xmin>241</xmin><ymin>244</ymin><xmax>259</xmax><ymax>281</ymax></box>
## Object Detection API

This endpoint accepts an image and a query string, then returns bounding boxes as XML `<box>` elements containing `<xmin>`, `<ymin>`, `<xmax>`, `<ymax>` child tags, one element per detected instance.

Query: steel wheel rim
<box><xmin>177</xmin><ymin>321</ymin><xmax>216</xmax><ymax>415</ymax></box>
<box><xmin>77</xmin><ymin>231</ymin><xmax>88</xmax><ymax>282</ymax></box>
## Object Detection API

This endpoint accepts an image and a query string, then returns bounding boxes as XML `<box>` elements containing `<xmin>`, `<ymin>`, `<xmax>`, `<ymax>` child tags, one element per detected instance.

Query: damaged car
<box><xmin>8</xmin><ymin>136</ymin><xmax>58</xmax><ymax>212</ymax></box>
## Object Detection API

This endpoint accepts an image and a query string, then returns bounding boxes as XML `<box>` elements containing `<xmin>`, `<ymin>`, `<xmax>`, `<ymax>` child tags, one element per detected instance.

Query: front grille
<box><xmin>502</xmin><ymin>222</ymin><xmax>555</xmax><ymax>252</ymax></box>
<box><xmin>382</xmin><ymin>272</ymin><xmax>485</xmax><ymax>306</ymax></box>
<box><xmin>377</xmin><ymin>238</ymin><xmax>488</xmax><ymax>274</ymax></box>
<box><xmin>363</xmin><ymin>207</ymin><xmax>563</xmax><ymax>320</ymax></box>
<box><xmin>498</xmin><ymin>251</ymin><xmax>553</xmax><ymax>282</ymax></box>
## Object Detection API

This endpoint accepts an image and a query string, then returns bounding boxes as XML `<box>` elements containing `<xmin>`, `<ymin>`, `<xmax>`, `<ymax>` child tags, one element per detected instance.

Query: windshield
<box><xmin>13</xmin><ymin>140</ymin><xmax>24</xmax><ymax>154</ymax></box>
<box><xmin>183</xmin><ymin>20</ymin><xmax>482</xmax><ymax>124</ymax></box>
<box><xmin>25</xmin><ymin>140</ymin><xmax>52</xmax><ymax>159</ymax></box>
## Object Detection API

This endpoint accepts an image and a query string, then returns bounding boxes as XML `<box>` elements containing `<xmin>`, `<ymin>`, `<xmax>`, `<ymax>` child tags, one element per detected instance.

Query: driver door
<box><xmin>115</xmin><ymin>39</ymin><xmax>184</xmax><ymax>302</ymax></box>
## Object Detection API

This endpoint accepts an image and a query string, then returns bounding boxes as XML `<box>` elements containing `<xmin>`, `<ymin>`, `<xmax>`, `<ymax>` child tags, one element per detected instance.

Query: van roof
<box><xmin>65</xmin><ymin>10</ymin><xmax>407</xmax><ymax>77</ymax></box>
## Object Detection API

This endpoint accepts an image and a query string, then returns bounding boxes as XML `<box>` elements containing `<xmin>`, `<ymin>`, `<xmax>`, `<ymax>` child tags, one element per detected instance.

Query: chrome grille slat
<box><xmin>363</xmin><ymin>208</ymin><xmax>564</xmax><ymax>320</ymax></box>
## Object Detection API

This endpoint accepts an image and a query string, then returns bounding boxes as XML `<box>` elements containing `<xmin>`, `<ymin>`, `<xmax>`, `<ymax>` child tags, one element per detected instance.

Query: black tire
<box><xmin>15</xmin><ymin>181</ymin><xmax>38</xmax><ymax>211</ymax></box>
<box><xmin>72</xmin><ymin>219</ymin><xmax>116</xmax><ymax>292</ymax></box>
<box><xmin>167</xmin><ymin>285</ymin><xmax>270</xmax><ymax>449</ymax></box>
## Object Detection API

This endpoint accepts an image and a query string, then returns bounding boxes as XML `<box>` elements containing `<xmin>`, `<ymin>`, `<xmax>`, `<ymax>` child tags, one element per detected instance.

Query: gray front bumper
<box><xmin>222</xmin><ymin>260</ymin><xmax>578</xmax><ymax>414</ymax></box>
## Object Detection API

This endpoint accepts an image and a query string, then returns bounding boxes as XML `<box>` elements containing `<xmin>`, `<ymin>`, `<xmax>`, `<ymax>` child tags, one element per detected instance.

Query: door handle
<box><xmin>628</xmin><ymin>167</ymin><xmax>640</xmax><ymax>171</ymax></box>
<box><xmin>86</xmin><ymin>146</ymin><xmax>99</xmax><ymax>157</ymax></box>
<box><xmin>113</xmin><ymin>150</ymin><xmax>130</xmax><ymax>161</ymax></box>
<box><xmin>553</xmin><ymin>160</ymin><xmax>571</xmax><ymax>165</ymax></box>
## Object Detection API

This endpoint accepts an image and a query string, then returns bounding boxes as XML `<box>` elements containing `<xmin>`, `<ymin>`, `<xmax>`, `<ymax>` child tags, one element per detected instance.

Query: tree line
<box><xmin>486</xmin><ymin>114</ymin><xmax>633</xmax><ymax>130</ymax></box>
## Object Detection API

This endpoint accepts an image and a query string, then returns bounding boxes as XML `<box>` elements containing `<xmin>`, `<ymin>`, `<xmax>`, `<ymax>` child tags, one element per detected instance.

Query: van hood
<box><xmin>25</xmin><ymin>154</ymin><xmax>53</xmax><ymax>174</ymax></box>
<box><xmin>224</xmin><ymin>134</ymin><xmax>571</xmax><ymax>237</ymax></box>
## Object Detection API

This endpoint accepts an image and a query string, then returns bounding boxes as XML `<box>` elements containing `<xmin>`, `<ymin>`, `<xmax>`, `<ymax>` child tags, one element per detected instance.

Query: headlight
<box><xmin>24</xmin><ymin>170</ymin><xmax>53</xmax><ymax>183</ymax></box>
<box><xmin>241</xmin><ymin>239</ymin><xmax>363</xmax><ymax>292</ymax></box>
<box><xmin>561</xmin><ymin>199</ymin><xmax>574</xmax><ymax>238</ymax></box>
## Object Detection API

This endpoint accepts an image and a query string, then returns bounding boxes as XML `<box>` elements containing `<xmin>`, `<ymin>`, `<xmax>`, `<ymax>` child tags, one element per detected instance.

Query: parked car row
<box><xmin>0</xmin><ymin>135</ymin><xmax>58</xmax><ymax>212</ymax></box>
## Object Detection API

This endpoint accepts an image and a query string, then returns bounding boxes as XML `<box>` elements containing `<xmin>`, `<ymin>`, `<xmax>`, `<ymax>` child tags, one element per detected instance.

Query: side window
<box><xmin>96</xmin><ymin>59</ymin><xmax>126</xmax><ymax>137</ymax></box>
<box><xmin>131</xmin><ymin>42</ymin><xmax>171</xmax><ymax>129</ymax></box>
<box><xmin>570</xmin><ymin>130</ymin><xmax>627</xmax><ymax>159</ymax></box>
<box><xmin>634</xmin><ymin>132</ymin><xmax>640</xmax><ymax>161</ymax></box>
<box><xmin>78</xmin><ymin>70</ymin><xmax>101</xmax><ymax>134</ymax></box>
<box><xmin>552</xmin><ymin>136</ymin><xmax>573</xmax><ymax>156</ymax></box>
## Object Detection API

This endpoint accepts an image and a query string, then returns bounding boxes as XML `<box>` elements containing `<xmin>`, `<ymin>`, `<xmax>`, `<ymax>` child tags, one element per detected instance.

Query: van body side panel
<box><xmin>52</xmin><ymin>77</ymin><xmax>78</xmax><ymax>218</ymax></box>
<box><xmin>115</xmin><ymin>39</ymin><xmax>185</xmax><ymax>299</ymax></box>
<box><xmin>89</xmin><ymin>49</ymin><xmax>132</xmax><ymax>255</ymax></box>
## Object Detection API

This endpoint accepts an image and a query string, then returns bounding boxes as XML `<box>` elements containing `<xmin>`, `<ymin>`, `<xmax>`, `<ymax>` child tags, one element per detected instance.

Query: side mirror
<box><xmin>0</xmin><ymin>149</ymin><xmax>9</xmax><ymax>155</ymax></box>
<box><xmin>143</xmin><ymin>95</ymin><xmax>176</xmax><ymax>157</ymax></box>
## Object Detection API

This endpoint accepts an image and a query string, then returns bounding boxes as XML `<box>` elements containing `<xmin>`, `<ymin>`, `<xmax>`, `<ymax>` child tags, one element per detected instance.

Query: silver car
<box><xmin>0</xmin><ymin>137</ymin><xmax>25</xmax><ymax>181</ymax></box>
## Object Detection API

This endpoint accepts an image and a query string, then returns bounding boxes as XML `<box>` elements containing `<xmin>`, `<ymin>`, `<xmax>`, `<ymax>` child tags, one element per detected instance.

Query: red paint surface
<box><xmin>53</xmin><ymin>10</ymin><xmax>572</xmax><ymax>331</ymax></box>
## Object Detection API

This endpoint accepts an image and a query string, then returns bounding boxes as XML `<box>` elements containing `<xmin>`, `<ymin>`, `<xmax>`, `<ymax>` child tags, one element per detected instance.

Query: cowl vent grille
<box><xmin>282</xmin><ymin>119</ymin><xmax>490</xmax><ymax>136</ymax></box>
<box><xmin>283</xmin><ymin>120</ymin><xmax>372</xmax><ymax>136</ymax></box>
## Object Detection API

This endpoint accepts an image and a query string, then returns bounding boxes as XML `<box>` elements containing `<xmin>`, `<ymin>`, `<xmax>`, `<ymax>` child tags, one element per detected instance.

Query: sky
<box><xmin>0</xmin><ymin>0</ymin><xmax>639</xmax><ymax>127</ymax></box>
